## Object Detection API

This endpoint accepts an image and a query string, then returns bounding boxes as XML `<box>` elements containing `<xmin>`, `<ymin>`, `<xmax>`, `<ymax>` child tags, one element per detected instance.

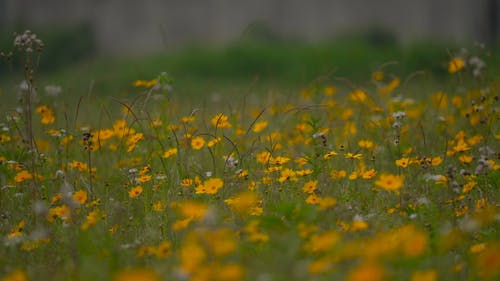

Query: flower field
<box><xmin>1</xmin><ymin>32</ymin><xmax>499</xmax><ymax>281</ymax></box>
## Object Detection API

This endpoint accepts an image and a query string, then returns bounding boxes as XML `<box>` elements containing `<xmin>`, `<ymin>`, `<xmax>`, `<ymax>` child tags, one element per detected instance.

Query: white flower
<box><xmin>392</xmin><ymin>111</ymin><xmax>406</xmax><ymax>119</ymax></box>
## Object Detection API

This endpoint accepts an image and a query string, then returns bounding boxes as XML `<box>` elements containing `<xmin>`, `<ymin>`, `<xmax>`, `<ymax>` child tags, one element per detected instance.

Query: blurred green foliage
<box><xmin>2</xmin><ymin>26</ymin><xmax>499</xmax><ymax>103</ymax></box>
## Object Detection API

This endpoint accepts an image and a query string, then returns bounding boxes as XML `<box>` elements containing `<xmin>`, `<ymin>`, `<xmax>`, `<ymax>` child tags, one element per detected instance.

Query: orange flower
<box><xmin>448</xmin><ymin>57</ymin><xmax>465</xmax><ymax>74</ymax></box>
<box><xmin>14</xmin><ymin>170</ymin><xmax>33</xmax><ymax>183</ymax></box>
<box><xmin>72</xmin><ymin>190</ymin><xmax>88</xmax><ymax>205</ymax></box>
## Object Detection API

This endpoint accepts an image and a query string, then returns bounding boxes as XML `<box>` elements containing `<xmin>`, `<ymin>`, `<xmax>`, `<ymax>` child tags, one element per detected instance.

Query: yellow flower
<box><xmin>378</xmin><ymin>77</ymin><xmax>400</xmax><ymax>96</ymax></box>
<box><xmin>351</xmin><ymin>220</ymin><xmax>369</xmax><ymax>231</ymax></box>
<box><xmin>196</xmin><ymin>177</ymin><xmax>224</xmax><ymax>194</ymax></box>
<box><xmin>362</xmin><ymin>169</ymin><xmax>377</xmax><ymax>179</ymax></box>
<box><xmin>410</xmin><ymin>270</ymin><xmax>437</xmax><ymax>281</ymax></box>
<box><xmin>172</xmin><ymin>217</ymin><xmax>193</xmax><ymax>231</ymax></box>
<box><xmin>211</xmin><ymin>113</ymin><xmax>232</xmax><ymax>128</ymax></box>
<box><xmin>51</xmin><ymin>193</ymin><xmax>62</xmax><ymax>203</ymax></box>
<box><xmin>452</xmin><ymin>139</ymin><xmax>471</xmax><ymax>153</ymax></box>
<box><xmin>173</xmin><ymin>200</ymin><xmax>208</xmax><ymax>221</ymax></box>
<box><xmin>330</xmin><ymin>170</ymin><xmax>347</xmax><ymax>180</ymax></box>
<box><xmin>305</xmin><ymin>194</ymin><xmax>320</xmax><ymax>205</ymax></box>
<box><xmin>35</xmin><ymin>105</ymin><xmax>55</xmax><ymax>125</ymax></box>
<box><xmin>470</xmin><ymin>243</ymin><xmax>486</xmax><ymax>254</ymax></box>
<box><xmin>225</xmin><ymin>191</ymin><xmax>260</xmax><ymax>216</ymax></box>
<box><xmin>459</xmin><ymin>154</ymin><xmax>473</xmax><ymax>164</ymax></box>
<box><xmin>216</xmin><ymin>263</ymin><xmax>244</xmax><ymax>281</ymax></box>
<box><xmin>304</xmin><ymin>230</ymin><xmax>341</xmax><ymax>253</ymax></box>
<box><xmin>72</xmin><ymin>190</ymin><xmax>88</xmax><ymax>205</ymax></box>
<box><xmin>323</xmin><ymin>85</ymin><xmax>337</xmax><ymax>96</ymax></box>
<box><xmin>7</xmin><ymin>220</ymin><xmax>25</xmax><ymax>239</ymax></box>
<box><xmin>162</xmin><ymin>148</ymin><xmax>177</xmax><ymax>158</ymax></box>
<box><xmin>349</xmin><ymin>89</ymin><xmax>368</xmax><ymax>103</ymax></box>
<box><xmin>70</xmin><ymin>160</ymin><xmax>88</xmax><ymax>172</ymax></box>
<box><xmin>207</xmin><ymin>137</ymin><xmax>221</xmax><ymax>148</ymax></box>
<box><xmin>153</xmin><ymin>201</ymin><xmax>165</xmax><ymax>212</ymax></box>
<box><xmin>181</xmin><ymin>116</ymin><xmax>195</xmax><ymax>123</ymax></box>
<box><xmin>375</xmin><ymin>173</ymin><xmax>404</xmax><ymax>192</ymax></box>
<box><xmin>431</xmin><ymin>156</ymin><xmax>443</xmax><ymax>166</ymax></box>
<box><xmin>244</xmin><ymin>220</ymin><xmax>269</xmax><ymax>243</ymax></box>
<box><xmin>1</xmin><ymin>270</ymin><xmax>28</xmax><ymax>281</ymax></box>
<box><xmin>191</xmin><ymin>136</ymin><xmax>205</xmax><ymax>150</ymax></box>
<box><xmin>47</xmin><ymin>205</ymin><xmax>71</xmax><ymax>222</ymax></box>
<box><xmin>309</xmin><ymin>257</ymin><xmax>331</xmax><ymax>274</ymax></box>
<box><xmin>252</xmin><ymin>120</ymin><xmax>268</xmax><ymax>133</ymax></box>
<box><xmin>345</xmin><ymin>152</ymin><xmax>363</xmax><ymax>159</ymax></box>
<box><xmin>180</xmin><ymin>178</ymin><xmax>193</xmax><ymax>187</ymax></box>
<box><xmin>296</xmin><ymin>169</ymin><xmax>313</xmax><ymax>176</ymax></box>
<box><xmin>302</xmin><ymin>180</ymin><xmax>318</xmax><ymax>194</ymax></box>
<box><xmin>14</xmin><ymin>170</ymin><xmax>32</xmax><ymax>183</ymax></box>
<box><xmin>155</xmin><ymin>241</ymin><xmax>172</xmax><ymax>258</ymax></box>
<box><xmin>269</xmin><ymin>156</ymin><xmax>290</xmax><ymax>165</ymax></box>
<box><xmin>448</xmin><ymin>57</ymin><xmax>465</xmax><ymax>74</ymax></box>
<box><xmin>318</xmin><ymin>196</ymin><xmax>337</xmax><ymax>210</ymax></box>
<box><xmin>462</xmin><ymin>181</ymin><xmax>477</xmax><ymax>193</ymax></box>
<box><xmin>358</xmin><ymin>139</ymin><xmax>374</xmax><ymax>149</ymax></box>
<box><xmin>347</xmin><ymin>262</ymin><xmax>384</xmax><ymax>281</ymax></box>
<box><xmin>256</xmin><ymin>151</ymin><xmax>271</xmax><ymax>164</ymax></box>
<box><xmin>0</xmin><ymin>133</ymin><xmax>11</xmax><ymax>143</ymax></box>
<box><xmin>132</xmin><ymin>79</ymin><xmax>158</xmax><ymax>88</ymax></box>
<box><xmin>137</xmin><ymin>174</ymin><xmax>152</xmax><ymax>183</ymax></box>
<box><xmin>371</xmin><ymin>71</ymin><xmax>384</xmax><ymax>81</ymax></box>
<box><xmin>81</xmin><ymin>209</ymin><xmax>103</xmax><ymax>230</ymax></box>
<box><xmin>323</xmin><ymin>150</ymin><xmax>338</xmax><ymax>159</ymax></box>
<box><xmin>128</xmin><ymin>186</ymin><xmax>143</xmax><ymax>198</ymax></box>
<box><xmin>278</xmin><ymin>168</ymin><xmax>297</xmax><ymax>183</ymax></box>
<box><xmin>395</xmin><ymin>157</ymin><xmax>410</xmax><ymax>168</ymax></box>
<box><xmin>113</xmin><ymin>268</ymin><xmax>161</xmax><ymax>281</ymax></box>
<box><xmin>126</xmin><ymin>133</ymin><xmax>144</xmax><ymax>152</ymax></box>
<box><xmin>474</xmin><ymin>243</ymin><xmax>500</xmax><ymax>279</ymax></box>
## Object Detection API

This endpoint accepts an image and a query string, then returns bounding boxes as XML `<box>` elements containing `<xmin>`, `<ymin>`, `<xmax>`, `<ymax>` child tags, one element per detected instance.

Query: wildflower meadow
<box><xmin>1</xmin><ymin>31</ymin><xmax>499</xmax><ymax>281</ymax></box>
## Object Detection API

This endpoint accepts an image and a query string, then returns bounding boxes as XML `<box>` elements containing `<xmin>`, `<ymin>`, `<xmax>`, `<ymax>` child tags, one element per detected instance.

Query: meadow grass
<box><xmin>0</xmin><ymin>33</ymin><xmax>499</xmax><ymax>281</ymax></box>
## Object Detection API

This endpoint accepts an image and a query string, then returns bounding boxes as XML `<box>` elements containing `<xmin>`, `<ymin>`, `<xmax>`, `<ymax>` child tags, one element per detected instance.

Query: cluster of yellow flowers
<box><xmin>1</xmin><ymin>54</ymin><xmax>499</xmax><ymax>281</ymax></box>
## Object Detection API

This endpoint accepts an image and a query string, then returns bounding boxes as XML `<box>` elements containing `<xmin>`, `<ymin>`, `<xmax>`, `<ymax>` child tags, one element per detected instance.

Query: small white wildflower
<box><xmin>224</xmin><ymin>155</ymin><xmax>239</xmax><ymax>168</ymax></box>
<box><xmin>458</xmin><ymin>218</ymin><xmax>480</xmax><ymax>232</ymax></box>
<box><xmin>55</xmin><ymin>169</ymin><xmax>65</xmax><ymax>178</ymax></box>
<box><xmin>45</xmin><ymin>85</ymin><xmax>62</xmax><ymax>97</ymax></box>
<box><xmin>423</xmin><ymin>173</ymin><xmax>444</xmax><ymax>182</ymax></box>
<box><xmin>33</xmin><ymin>200</ymin><xmax>49</xmax><ymax>216</ymax></box>
<box><xmin>417</xmin><ymin>197</ymin><xmax>430</xmax><ymax>205</ymax></box>
<box><xmin>312</xmin><ymin>131</ymin><xmax>325</xmax><ymax>139</ymax></box>
<box><xmin>155</xmin><ymin>174</ymin><xmax>167</xmax><ymax>180</ymax></box>
<box><xmin>353</xmin><ymin>214</ymin><xmax>364</xmax><ymax>222</ymax></box>
<box><xmin>19</xmin><ymin>80</ymin><xmax>29</xmax><ymax>91</ymax></box>
<box><xmin>392</xmin><ymin>111</ymin><xmax>406</xmax><ymax>119</ymax></box>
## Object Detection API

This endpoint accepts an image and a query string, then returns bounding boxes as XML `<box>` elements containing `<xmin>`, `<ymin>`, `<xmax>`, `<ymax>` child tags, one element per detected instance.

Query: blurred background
<box><xmin>1</xmin><ymin>0</ymin><xmax>499</xmax><ymax>99</ymax></box>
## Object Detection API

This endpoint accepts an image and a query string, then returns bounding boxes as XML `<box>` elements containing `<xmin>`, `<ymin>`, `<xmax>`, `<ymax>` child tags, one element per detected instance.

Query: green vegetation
<box><xmin>0</xmin><ymin>30</ymin><xmax>499</xmax><ymax>281</ymax></box>
<box><xmin>4</xmin><ymin>28</ymin><xmax>494</xmax><ymax>105</ymax></box>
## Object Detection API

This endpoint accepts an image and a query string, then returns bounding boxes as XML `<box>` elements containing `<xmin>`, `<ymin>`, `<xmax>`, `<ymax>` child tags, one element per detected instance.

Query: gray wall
<box><xmin>1</xmin><ymin>0</ymin><xmax>498</xmax><ymax>54</ymax></box>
